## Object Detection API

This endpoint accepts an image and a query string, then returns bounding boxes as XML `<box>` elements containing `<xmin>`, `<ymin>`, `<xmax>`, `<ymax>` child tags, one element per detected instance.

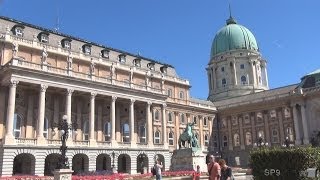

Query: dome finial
<box><xmin>226</xmin><ymin>2</ymin><xmax>237</xmax><ymax>25</ymax></box>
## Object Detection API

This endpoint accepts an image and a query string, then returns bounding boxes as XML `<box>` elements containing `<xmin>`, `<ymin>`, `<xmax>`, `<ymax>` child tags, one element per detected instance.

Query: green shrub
<box><xmin>249</xmin><ymin>146</ymin><xmax>320</xmax><ymax>180</ymax></box>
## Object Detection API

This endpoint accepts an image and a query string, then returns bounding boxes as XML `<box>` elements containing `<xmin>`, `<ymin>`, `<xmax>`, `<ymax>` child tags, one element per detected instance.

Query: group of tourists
<box><xmin>207</xmin><ymin>155</ymin><xmax>233</xmax><ymax>180</ymax></box>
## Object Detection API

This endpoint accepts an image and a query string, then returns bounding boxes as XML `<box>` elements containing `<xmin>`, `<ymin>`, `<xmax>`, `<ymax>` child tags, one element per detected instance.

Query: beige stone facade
<box><xmin>0</xmin><ymin>16</ymin><xmax>216</xmax><ymax>176</ymax></box>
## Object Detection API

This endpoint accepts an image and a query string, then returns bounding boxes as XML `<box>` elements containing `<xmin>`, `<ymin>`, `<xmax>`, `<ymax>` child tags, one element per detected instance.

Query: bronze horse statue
<box><xmin>178</xmin><ymin>122</ymin><xmax>196</xmax><ymax>149</ymax></box>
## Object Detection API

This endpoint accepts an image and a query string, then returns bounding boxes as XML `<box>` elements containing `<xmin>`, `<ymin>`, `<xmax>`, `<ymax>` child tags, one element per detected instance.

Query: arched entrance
<box><xmin>72</xmin><ymin>154</ymin><xmax>89</xmax><ymax>174</ymax></box>
<box><xmin>13</xmin><ymin>153</ymin><xmax>35</xmax><ymax>175</ymax></box>
<box><xmin>96</xmin><ymin>154</ymin><xmax>111</xmax><ymax>171</ymax></box>
<box><xmin>137</xmin><ymin>153</ymin><xmax>148</xmax><ymax>174</ymax></box>
<box><xmin>156</xmin><ymin>154</ymin><xmax>165</xmax><ymax>171</ymax></box>
<box><xmin>117</xmin><ymin>154</ymin><xmax>131</xmax><ymax>173</ymax></box>
<box><xmin>44</xmin><ymin>153</ymin><xmax>62</xmax><ymax>176</ymax></box>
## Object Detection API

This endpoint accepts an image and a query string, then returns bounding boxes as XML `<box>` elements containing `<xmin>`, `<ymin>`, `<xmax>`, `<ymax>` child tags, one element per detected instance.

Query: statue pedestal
<box><xmin>53</xmin><ymin>169</ymin><xmax>73</xmax><ymax>180</ymax></box>
<box><xmin>171</xmin><ymin>148</ymin><xmax>206</xmax><ymax>172</ymax></box>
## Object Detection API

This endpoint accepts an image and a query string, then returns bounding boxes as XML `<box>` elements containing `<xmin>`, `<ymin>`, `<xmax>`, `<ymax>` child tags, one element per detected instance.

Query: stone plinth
<box><xmin>171</xmin><ymin>148</ymin><xmax>206</xmax><ymax>172</ymax></box>
<box><xmin>53</xmin><ymin>169</ymin><xmax>73</xmax><ymax>180</ymax></box>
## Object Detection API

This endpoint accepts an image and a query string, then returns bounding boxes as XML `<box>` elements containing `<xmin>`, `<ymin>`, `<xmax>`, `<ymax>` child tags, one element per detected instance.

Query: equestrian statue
<box><xmin>178</xmin><ymin>122</ymin><xmax>200</xmax><ymax>149</ymax></box>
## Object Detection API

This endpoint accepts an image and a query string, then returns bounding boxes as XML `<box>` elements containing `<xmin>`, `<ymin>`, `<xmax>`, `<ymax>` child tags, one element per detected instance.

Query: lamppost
<box><xmin>111</xmin><ymin>151</ymin><xmax>115</xmax><ymax>168</ymax></box>
<box><xmin>51</xmin><ymin>115</ymin><xmax>77</xmax><ymax>169</ymax></box>
<box><xmin>254</xmin><ymin>135</ymin><xmax>269</xmax><ymax>148</ymax></box>
<box><xmin>282</xmin><ymin>136</ymin><xmax>294</xmax><ymax>148</ymax></box>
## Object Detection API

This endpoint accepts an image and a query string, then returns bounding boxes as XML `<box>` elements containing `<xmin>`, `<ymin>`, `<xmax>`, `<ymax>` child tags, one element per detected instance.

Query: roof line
<box><xmin>0</xmin><ymin>15</ymin><xmax>174</xmax><ymax>68</ymax></box>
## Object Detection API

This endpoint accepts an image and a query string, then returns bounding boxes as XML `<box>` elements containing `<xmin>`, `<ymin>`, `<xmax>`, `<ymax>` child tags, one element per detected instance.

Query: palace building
<box><xmin>0</xmin><ymin>11</ymin><xmax>320</xmax><ymax>177</ymax></box>
<box><xmin>0</xmin><ymin>16</ymin><xmax>216</xmax><ymax>176</ymax></box>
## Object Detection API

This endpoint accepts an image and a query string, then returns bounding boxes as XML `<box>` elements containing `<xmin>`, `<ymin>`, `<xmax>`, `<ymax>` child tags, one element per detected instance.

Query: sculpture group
<box><xmin>178</xmin><ymin>122</ymin><xmax>199</xmax><ymax>149</ymax></box>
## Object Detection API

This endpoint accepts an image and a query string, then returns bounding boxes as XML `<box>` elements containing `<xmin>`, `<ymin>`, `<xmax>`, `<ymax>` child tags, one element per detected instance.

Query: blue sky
<box><xmin>1</xmin><ymin>0</ymin><xmax>319</xmax><ymax>100</ymax></box>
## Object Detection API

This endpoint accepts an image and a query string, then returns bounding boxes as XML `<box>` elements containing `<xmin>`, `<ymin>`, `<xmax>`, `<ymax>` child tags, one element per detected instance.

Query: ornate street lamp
<box><xmin>254</xmin><ymin>135</ymin><xmax>268</xmax><ymax>148</ymax></box>
<box><xmin>282</xmin><ymin>136</ymin><xmax>294</xmax><ymax>148</ymax></box>
<box><xmin>111</xmin><ymin>151</ymin><xmax>115</xmax><ymax>168</ymax></box>
<box><xmin>51</xmin><ymin>115</ymin><xmax>77</xmax><ymax>169</ymax></box>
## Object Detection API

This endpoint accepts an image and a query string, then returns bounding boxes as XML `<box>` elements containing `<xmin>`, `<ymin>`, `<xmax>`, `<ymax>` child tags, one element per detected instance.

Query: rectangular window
<box><xmin>15</xmin><ymin>28</ymin><xmax>23</xmax><ymax>37</ymax></box>
<box><xmin>240</xmin><ymin>64</ymin><xmax>245</xmax><ymax>69</ymax></box>
<box><xmin>64</xmin><ymin>41</ymin><xmax>71</xmax><ymax>49</ymax></box>
<box><xmin>41</xmin><ymin>34</ymin><xmax>49</xmax><ymax>43</ymax></box>
<box><xmin>84</xmin><ymin>46</ymin><xmax>91</xmax><ymax>55</ymax></box>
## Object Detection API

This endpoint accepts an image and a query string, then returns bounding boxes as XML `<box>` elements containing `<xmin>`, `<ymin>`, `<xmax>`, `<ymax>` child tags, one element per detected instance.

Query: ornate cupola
<box><xmin>207</xmin><ymin>15</ymin><xmax>269</xmax><ymax>101</ymax></box>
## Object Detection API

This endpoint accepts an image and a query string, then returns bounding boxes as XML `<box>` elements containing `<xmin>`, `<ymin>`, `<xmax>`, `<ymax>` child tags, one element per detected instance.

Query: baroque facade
<box><xmin>0</xmin><ymin>16</ymin><xmax>216</xmax><ymax>176</ymax></box>
<box><xmin>208</xmin><ymin>16</ymin><xmax>320</xmax><ymax>166</ymax></box>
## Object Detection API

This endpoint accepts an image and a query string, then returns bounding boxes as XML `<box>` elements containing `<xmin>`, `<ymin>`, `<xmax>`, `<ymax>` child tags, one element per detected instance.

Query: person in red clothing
<box><xmin>207</xmin><ymin>155</ymin><xmax>221</xmax><ymax>180</ymax></box>
<box><xmin>193</xmin><ymin>165</ymin><xmax>201</xmax><ymax>180</ymax></box>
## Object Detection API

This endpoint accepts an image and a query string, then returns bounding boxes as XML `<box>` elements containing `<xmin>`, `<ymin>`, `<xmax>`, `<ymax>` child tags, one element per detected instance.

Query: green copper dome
<box><xmin>210</xmin><ymin>17</ymin><xmax>259</xmax><ymax>58</ymax></box>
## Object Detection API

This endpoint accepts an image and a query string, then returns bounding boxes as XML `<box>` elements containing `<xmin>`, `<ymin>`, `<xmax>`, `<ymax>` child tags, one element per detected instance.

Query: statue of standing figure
<box><xmin>41</xmin><ymin>46</ymin><xmax>48</xmax><ymax>63</ymax></box>
<box><xmin>12</xmin><ymin>42</ymin><xmax>19</xmax><ymax>57</ymax></box>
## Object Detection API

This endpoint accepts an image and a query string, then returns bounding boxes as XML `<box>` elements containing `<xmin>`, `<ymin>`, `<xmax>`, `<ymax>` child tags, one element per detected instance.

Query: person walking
<box><xmin>207</xmin><ymin>155</ymin><xmax>221</xmax><ymax>180</ymax></box>
<box><xmin>193</xmin><ymin>165</ymin><xmax>201</xmax><ymax>180</ymax></box>
<box><xmin>154</xmin><ymin>159</ymin><xmax>163</xmax><ymax>180</ymax></box>
<box><xmin>218</xmin><ymin>159</ymin><xmax>233</xmax><ymax>180</ymax></box>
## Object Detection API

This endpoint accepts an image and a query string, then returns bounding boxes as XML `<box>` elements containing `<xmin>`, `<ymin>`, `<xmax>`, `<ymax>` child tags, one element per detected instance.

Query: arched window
<box><xmin>180</xmin><ymin>114</ymin><xmax>185</xmax><ymax>124</ymax></box>
<box><xmin>167</xmin><ymin>89</ymin><xmax>173</xmax><ymax>98</ymax></box>
<box><xmin>286</xmin><ymin>127</ymin><xmax>294</xmax><ymax>141</ymax></box>
<box><xmin>139</xmin><ymin>124</ymin><xmax>146</xmax><ymax>143</ymax></box>
<box><xmin>168</xmin><ymin>131</ymin><xmax>174</xmax><ymax>146</ymax></box>
<box><xmin>272</xmin><ymin>129</ymin><xmax>279</xmax><ymax>143</ymax></box>
<box><xmin>83</xmin><ymin>120</ymin><xmax>89</xmax><ymax>141</ymax></box>
<box><xmin>154</xmin><ymin>110</ymin><xmax>159</xmax><ymax>121</ymax></box>
<box><xmin>104</xmin><ymin>122</ymin><xmax>111</xmax><ymax>141</ymax></box>
<box><xmin>43</xmin><ymin>117</ymin><xmax>49</xmax><ymax>138</ymax></box>
<box><xmin>234</xmin><ymin>133</ymin><xmax>240</xmax><ymax>146</ymax></box>
<box><xmin>241</xmin><ymin>76</ymin><xmax>247</xmax><ymax>85</ymax></box>
<box><xmin>154</xmin><ymin>131</ymin><xmax>161</xmax><ymax>144</ymax></box>
<box><xmin>122</xmin><ymin>123</ymin><xmax>130</xmax><ymax>142</ymax></box>
<box><xmin>245</xmin><ymin>132</ymin><xmax>252</xmax><ymax>145</ymax></box>
<box><xmin>179</xmin><ymin>91</ymin><xmax>184</xmax><ymax>99</ymax></box>
<box><xmin>204</xmin><ymin>134</ymin><xmax>209</xmax><ymax>146</ymax></box>
<box><xmin>193</xmin><ymin>116</ymin><xmax>197</xmax><ymax>124</ymax></box>
<box><xmin>213</xmin><ymin>134</ymin><xmax>218</xmax><ymax>147</ymax></box>
<box><xmin>223</xmin><ymin>135</ymin><xmax>228</xmax><ymax>147</ymax></box>
<box><xmin>203</xmin><ymin>117</ymin><xmax>208</xmax><ymax>126</ymax></box>
<box><xmin>13</xmin><ymin>113</ymin><xmax>22</xmax><ymax>138</ymax></box>
<box><xmin>221</xmin><ymin>78</ymin><xmax>226</xmax><ymax>86</ymax></box>
<box><xmin>168</xmin><ymin>112</ymin><xmax>173</xmax><ymax>123</ymax></box>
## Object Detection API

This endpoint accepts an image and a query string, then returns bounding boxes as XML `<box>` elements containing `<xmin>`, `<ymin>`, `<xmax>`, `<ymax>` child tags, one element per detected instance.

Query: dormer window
<box><xmin>82</xmin><ymin>44</ymin><xmax>91</xmax><ymax>55</ymax></box>
<box><xmin>160</xmin><ymin>65</ymin><xmax>168</xmax><ymax>74</ymax></box>
<box><xmin>147</xmin><ymin>62</ymin><xmax>155</xmax><ymax>71</ymax></box>
<box><xmin>61</xmin><ymin>38</ymin><xmax>72</xmax><ymax>49</ymax></box>
<box><xmin>38</xmin><ymin>32</ymin><xmax>49</xmax><ymax>43</ymax></box>
<box><xmin>133</xmin><ymin>58</ymin><xmax>141</xmax><ymax>67</ymax></box>
<box><xmin>12</xmin><ymin>25</ymin><xmax>25</xmax><ymax>37</ymax></box>
<box><xmin>101</xmin><ymin>49</ymin><xmax>110</xmax><ymax>59</ymax></box>
<box><xmin>118</xmin><ymin>54</ymin><xmax>126</xmax><ymax>63</ymax></box>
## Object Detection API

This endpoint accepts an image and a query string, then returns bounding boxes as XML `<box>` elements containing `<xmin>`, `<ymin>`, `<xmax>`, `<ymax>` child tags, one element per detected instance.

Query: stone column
<box><xmin>65</xmin><ymin>89</ymin><xmax>74</xmax><ymax>124</ymax></box>
<box><xmin>129</xmin><ymin>99</ymin><xmax>135</xmax><ymax>146</ymax></box>
<box><xmin>97</xmin><ymin>105</ymin><xmax>103</xmax><ymax>142</ymax></box>
<box><xmin>89</xmin><ymin>92</ymin><xmax>97</xmax><ymax>146</ymax></box>
<box><xmin>199</xmin><ymin>116</ymin><xmax>203</xmax><ymax>149</ymax></box>
<box><xmin>291</xmin><ymin>104</ymin><xmax>301</xmax><ymax>145</ymax></box>
<box><xmin>26</xmin><ymin>94</ymin><xmax>34</xmax><ymax>139</ymax></box>
<box><xmin>263</xmin><ymin>64</ymin><xmax>269</xmax><ymax>88</ymax></box>
<box><xmin>65</xmin><ymin>89</ymin><xmax>73</xmax><ymax>145</ymax></box>
<box><xmin>227</xmin><ymin>118</ymin><xmax>233</xmax><ymax>151</ymax></box>
<box><xmin>162</xmin><ymin>103</ymin><xmax>167</xmax><ymax>147</ymax></box>
<box><xmin>239</xmin><ymin>117</ymin><xmax>245</xmax><ymax>150</ymax></box>
<box><xmin>4</xmin><ymin>80</ymin><xmax>19</xmax><ymax>144</ymax></box>
<box><xmin>300</xmin><ymin>103</ymin><xmax>309</xmax><ymax>144</ymax></box>
<box><xmin>37</xmin><ymin>84</ymin><xmax>48</xmax><ymax>144</ymax></box>
<box><xmin>278</xmin><ymin>109</ymin><xmax>285</xmax><ymax>145</ymax></box>
<box><xmin>75</xmin><ymin>101</ymin><xmax>81</xmax><ymax>141</ymax></box>
<box><xmin>264</xmin><ymin>113</ymin><xmax>271</xmax><ymax>144</ymax></box>
<box><xmin>52</xmin><ymin>96</ymin><xmax>60</xmax><ymax>140</ymax></box>
<box><xmin>212</xmin><ymin>66</ymin><xmax>216</xmax><ymax>91</ymax></box>
<box><xmin>250</xmin><ymin>60</ymin><xmax>256</xmax><ymax>86</ymax></box>
<box><xmin>111</xmin><ymin>96</ymin><xmax>117</xmax><ymax>144</ymax></box>
<box><xmin>146</xmin><ymin>101</ymin><xmax>153</xmax><ymax>146</ymax></box>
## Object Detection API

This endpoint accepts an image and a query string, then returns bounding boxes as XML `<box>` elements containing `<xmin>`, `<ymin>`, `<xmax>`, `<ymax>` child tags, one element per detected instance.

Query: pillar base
<box><xmin>295</xmin><ymin>140</ymin><xmax>302</xmax><ymax>145</ymax></box>
<box><xmin>37</xmin><ymin>136</ymin><xmax>47</xmax><ymax>145</ymax></box>
<box><xmin>66</xmin><ymin>139</ymin><xmax>73</xmax><ymax>146</ymax></box>
<box><xmin>131</xmin><ymin>142</ymin><xmax>137</xmax><ymax>148</ymax></box>
<box><xmin>53</xmin><ymin>168</ymin><xmax>73</xmax><ymax>180</ymax></box>
<box><xmin>89</xmin><ymin>139</ymin><xmax>97</xmax><ymax>147</ymax></box>
<box><xmin>3</xmin><ymin>135</ymin><xmax>15</xmax><ymax>145</ymax></box>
